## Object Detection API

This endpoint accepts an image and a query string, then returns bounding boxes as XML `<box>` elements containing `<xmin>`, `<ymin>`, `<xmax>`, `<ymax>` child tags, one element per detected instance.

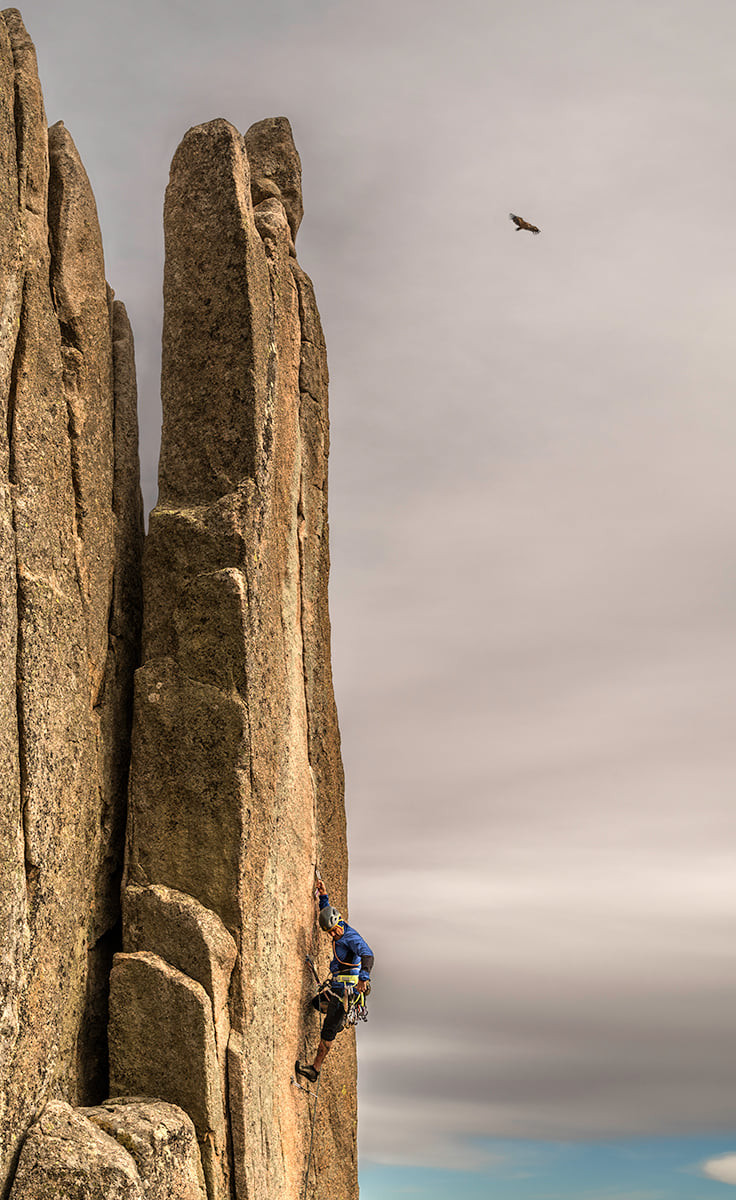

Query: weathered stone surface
<box><xmin>291</xmin><ymin>261</ymin><xmax>347</xmax><ymax>891</ymax></box>
<box><xmin>140</xmin><ymin>502</ymin><xmax>247</xmax><ymax>662</ymax></box>
<box><xmin>158</xmin><ymin>118</ymin><xmax>270</xmax><ymax>506</ymax></box>
<box><xmin>108</xmin><ymin>952</ymin><xmax>227</xmax><ymax>1200</ymax></box>
<box><xmin>48</xmin><ymin>119</ymin><xmax>115</xmax><ymax>687</ymax></box>
<box><xmin>2</xmin><ymin>8</ymin><xmax>46</xmax><ymax>216</ymax></box>
<box><xmin>123</xmin><ymin>884</ymin><xmax>237</xmax><ymax>1059</ymax></box>
<box><xmin>124</xmin><ymin>115</ymin><xmax>355</xmax><ymax>1200</ymax></box>
<box><xmin>9</xmin><ymin>1098</ymin><xmax>206</xmax><ymax>1200</ymax></box>
<box><xmin>0</xmin><ymin>10</ymin><xmax>354</xmax><ymax>1194</ymax></box>
<box><xmin>0</xmin><ymin>12</ymin><xmax>142</xmax><ymax>1192</ymax></box>
<box><xmin>245</xmin><ymin>116</ymin><xmax>303</xmax><ymax>242</ymax></box>
<box><xmin>253</xmin><ymin>195</ymin><xmax>291</xmax><ymax>245</ymax></box>
<box><xmin>84</xmin><ymin>1099</ymin><xmax>206</xmax><ymax>1200</ymax></box>
<box><xmin>125</xmin><ymin>657</ymin><xmax>249</xmax><ymax>932</ymax></box>
<box><xmin>8</xmin><ymin>1100</ymin><xmax>143</xmax><ymax>1200</ymax></box>
<box><xmin>1</xmin><ymin>5</ymin><xmax>94</xmax><ymax>1167</ymax></box>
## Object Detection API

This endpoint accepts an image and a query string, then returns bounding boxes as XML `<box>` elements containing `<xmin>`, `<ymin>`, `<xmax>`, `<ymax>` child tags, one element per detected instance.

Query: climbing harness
<box><xmin>305</xmin><ymin>952</ymin><xmax>370</xmax><ymax>1024</ymax></box>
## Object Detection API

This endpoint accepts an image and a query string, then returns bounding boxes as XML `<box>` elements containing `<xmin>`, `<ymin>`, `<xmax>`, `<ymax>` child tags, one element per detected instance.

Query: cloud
<box><xmin>348</xmin><ymin>442</ymin><xmax>736</xmax><ymax>1166</ymax></box>
<box><xmin>701</xmin><ymin>1155</ymin><xmax>736</xmax><ymax>1185</ymax></box>
<box><xmin>344</xmin><ymin>406</ymin><xmax>736</xmax><ymax>1165</ymax></box>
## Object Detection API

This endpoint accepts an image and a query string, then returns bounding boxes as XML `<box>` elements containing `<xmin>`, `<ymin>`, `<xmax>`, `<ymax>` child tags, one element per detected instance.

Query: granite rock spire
<box><xmin>115</xmin><ymin>114</ymin><xmax>355</xmax><ymax>1200</ymax></box>
<box><xmin>0</xmin><ymin>7</ymin><xmax>144</xmax><ymax>1189</ymax></box>
<box><xmin>0</xmin><ymin>13</ymin><xmax>355</xmax><ymax>1197</ymax></box>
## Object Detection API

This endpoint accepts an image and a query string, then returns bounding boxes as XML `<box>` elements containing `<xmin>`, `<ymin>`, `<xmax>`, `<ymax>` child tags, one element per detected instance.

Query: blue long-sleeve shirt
<box><xmin>319</xmin><ymin>894</ymin><xmax>374</xmax><ymax>991</ymax></box>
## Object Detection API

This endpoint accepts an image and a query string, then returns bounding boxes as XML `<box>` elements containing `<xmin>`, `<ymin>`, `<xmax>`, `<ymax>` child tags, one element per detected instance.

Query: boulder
<box><xmin>84</xmin><ymin>1099</ymin><xmax>206</xmax><ymax>1200</ymax></box>
<box><xmin>8</xmin><ymin>1101</ymin><xmax>143</xmax><ymax>1200</ymax></box>
<box><xmin>8</xmin><ymin>1098</ymin><xmax>206</xmax><ymax>1200</ymax></box>
<box><xmin>108</xmin><ymin>952</ymin><xmax>227</xmax><ymax>1200</ymax></box>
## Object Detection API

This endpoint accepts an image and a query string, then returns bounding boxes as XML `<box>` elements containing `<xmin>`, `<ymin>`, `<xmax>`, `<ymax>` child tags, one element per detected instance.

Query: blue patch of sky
<box><xmin>360</xmin><ymin>1136</ymin><xmax>736</xmax><ymax>1200</ymax></box>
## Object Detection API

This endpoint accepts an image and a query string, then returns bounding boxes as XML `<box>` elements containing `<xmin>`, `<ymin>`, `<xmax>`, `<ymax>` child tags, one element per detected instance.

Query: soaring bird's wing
<box><xmin>509</xmin><ymin>212</ymin><xmax>540</xmax><ymax>234</ymax></box>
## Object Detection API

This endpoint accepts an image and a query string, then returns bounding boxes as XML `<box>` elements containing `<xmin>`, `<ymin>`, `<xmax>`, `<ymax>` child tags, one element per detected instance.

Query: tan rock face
<box><xmin>156</xmin><ymin>118</ymin><xmax>270</xmax><ymax>506</ymax></box>
<box><xmin>245</xmin><ymin>116</ymin><xmax>304</xmax><ymax>242</ymax></box>
<box><xmin>9</xmin><ymin>1099</ymin><xmax>207</xmax><ymax>1200</ymax></box>
<box><xmin>9</xmin><ymin>1101</ymin><xmax>143</xmax><ymax>1200</ymax></box>
<box><xmin>123</xmin><ymin>885</ymin><xmax>237</xmax><ymax>1044</ymax></box>
<box><xmin>0</xmin><ymin>10</ymin><xmax>144</xmax><ymax>1192</ymax></box>
<box><xmin>121</xmin><ymin>116</ymin><xmax>356</xmax><ymax>1199</ymax></box>
<box><xmin>84</xmin><ymin>1099</ymin><xmax>207</xmax><ymax>1200</ymax></box>
<box><xmin>108</xmin><ymin>952</ymin><xmax>227</xmax><ymax>1200</ymax></box>
<box><xmin>0</xmin><ymin>15</ymin><xmax>355</xmax><ymax>1193</ymax></box>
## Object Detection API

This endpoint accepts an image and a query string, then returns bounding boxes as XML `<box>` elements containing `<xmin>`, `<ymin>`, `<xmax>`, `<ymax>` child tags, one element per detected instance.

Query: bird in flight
<box><xmin>509</xmin><ymin>212</ymin><xmax>540</xmax><ymax>234</ymax></box>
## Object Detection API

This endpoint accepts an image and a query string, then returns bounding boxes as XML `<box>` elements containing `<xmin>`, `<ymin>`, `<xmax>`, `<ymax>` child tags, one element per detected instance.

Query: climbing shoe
<box><xmin>295</xmin><ymin>1060</ymin><xmax>319</xmax><ymax>1083</ymax></box>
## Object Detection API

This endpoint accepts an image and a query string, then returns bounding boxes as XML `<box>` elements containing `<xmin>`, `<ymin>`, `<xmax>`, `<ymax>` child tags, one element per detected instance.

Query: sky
<box><xmin>18</xmin><ymin>0</ymin><xmax>736</xmax><ymax>1195</ymax></box>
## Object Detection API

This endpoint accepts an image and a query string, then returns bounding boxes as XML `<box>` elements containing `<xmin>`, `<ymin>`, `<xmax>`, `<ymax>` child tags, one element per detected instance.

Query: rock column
<box><xmin>116</xmin><ymin>117</ymin><xmax>356</xmax><ymax>1200</ymax></box>
<box><xmin>0</xmin><ymin>10</ymin><xmax>144</xmax><ymax>1191</ymax></box>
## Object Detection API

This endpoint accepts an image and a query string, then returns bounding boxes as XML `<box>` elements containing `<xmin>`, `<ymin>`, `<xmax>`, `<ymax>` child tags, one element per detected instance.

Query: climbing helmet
<box><xmin>319</xmin><ymin>905</ymin><xmax>342</xmax><ymax>931</ymax></box>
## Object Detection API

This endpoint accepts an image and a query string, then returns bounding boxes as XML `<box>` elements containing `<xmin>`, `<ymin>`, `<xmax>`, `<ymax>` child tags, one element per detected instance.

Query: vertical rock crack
<box><xmin>6</xmin><ymin>273</ymin><xmax>33</xmax><ymax>889</ymax></box>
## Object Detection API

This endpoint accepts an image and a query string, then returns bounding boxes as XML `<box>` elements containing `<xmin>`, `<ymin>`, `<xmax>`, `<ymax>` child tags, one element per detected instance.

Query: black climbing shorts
<box><xmin>311</xmin><ymin>988</ymin><xmax>346</xmax><ymax>1042</ymax></box>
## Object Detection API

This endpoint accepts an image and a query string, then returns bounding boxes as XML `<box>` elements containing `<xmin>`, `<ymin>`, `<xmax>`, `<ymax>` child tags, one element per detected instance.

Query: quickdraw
<box><xmin>305</xmin><ymin>954</ymin><xmax>320</xmax><ymax>985</ymax></box>
<box><xmin>345</xmin><ymin>986</ymin><xmax>369</xmax><ymax>1026</ymax></box>
<box><xmin>291</xmin><ymin>1073</ymin><xmax>319</xmax><ymax>1100</ymax></box>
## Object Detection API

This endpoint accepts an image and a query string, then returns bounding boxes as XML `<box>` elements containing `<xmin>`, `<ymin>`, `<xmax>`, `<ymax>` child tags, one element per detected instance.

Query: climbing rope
<box><xmin>294</xmin><ymin>950</ymin><xmax>324</xmax><ymax>1199</ymax></box>
<box><xmin>301</xmin><ymin>1067</ymin><xmax>322</xmax><ymax>1200</ymax></box>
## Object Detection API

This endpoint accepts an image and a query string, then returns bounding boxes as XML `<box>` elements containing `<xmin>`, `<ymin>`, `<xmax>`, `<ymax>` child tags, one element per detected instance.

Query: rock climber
<box><xmin>295</xmin><ymin>878</ymin><xmax>374</xmax><ymax>1083</ymax></box>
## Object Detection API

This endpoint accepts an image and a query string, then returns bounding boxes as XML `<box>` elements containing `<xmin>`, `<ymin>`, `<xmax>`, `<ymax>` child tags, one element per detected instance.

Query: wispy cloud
<box><xmin>701</xmin><ymin>1154</ymin><xmax>736</xmax><ymax>1185</ymax></box>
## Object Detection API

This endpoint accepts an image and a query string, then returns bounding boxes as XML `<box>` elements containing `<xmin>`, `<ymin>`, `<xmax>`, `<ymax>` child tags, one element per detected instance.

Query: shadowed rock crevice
<box><xmin>11</xmin><ymin>77</ymin><xmax>23</xmax><ymax>208</ymax></box>
<box><xmin>6</xmin><ymin>277</ymin><xmax>26</xmax><ymax>899</ymax></box>
<box><xmin>5</xmin><ymin>276</ymin><xmax>23</xmax><ymax>467</ymax></box>
<box><xmin>76</xmin><ymin>921</ymin><xmax>121</xmax><ymax>1105</ymax></box>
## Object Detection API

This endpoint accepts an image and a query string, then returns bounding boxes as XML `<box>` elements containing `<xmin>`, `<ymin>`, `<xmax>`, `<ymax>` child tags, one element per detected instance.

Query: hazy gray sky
<box><xmin>20</xmin><ymin>0</ymin><xmax>736</xmax><ymax>1188</ymax></box>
